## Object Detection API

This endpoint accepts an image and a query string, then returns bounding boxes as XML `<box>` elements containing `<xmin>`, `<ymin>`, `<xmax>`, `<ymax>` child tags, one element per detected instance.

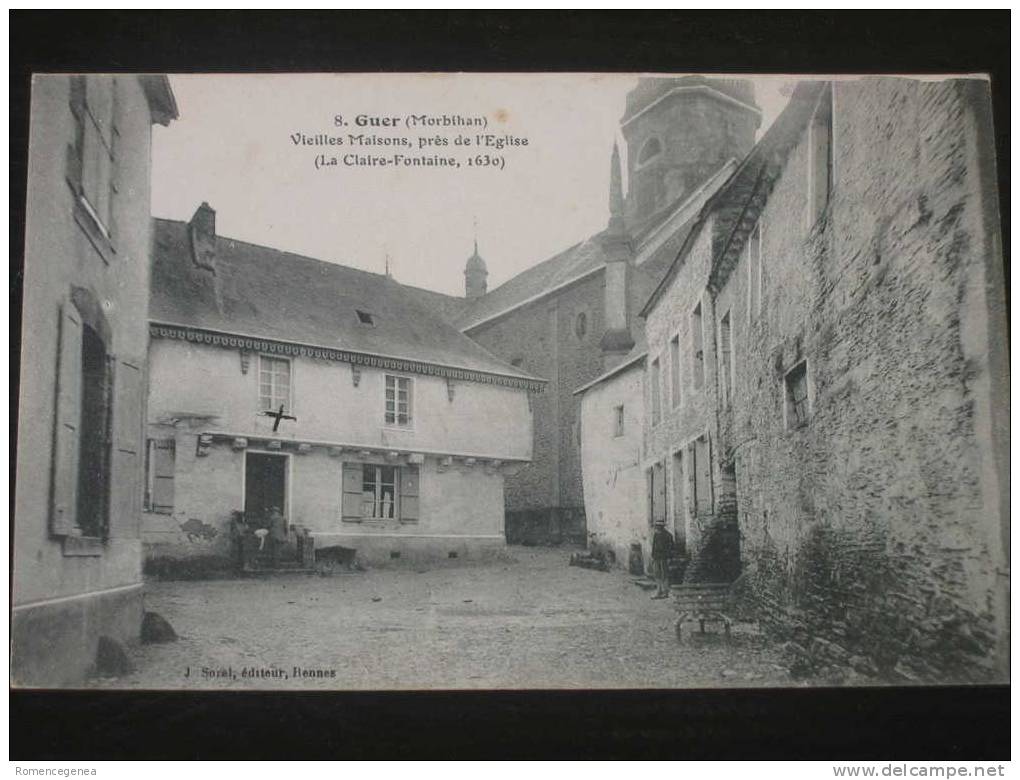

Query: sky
<box><xmin>152</xmin><ymin>74</ymin><xmax>794</xmax><ymax>298</ymax></box>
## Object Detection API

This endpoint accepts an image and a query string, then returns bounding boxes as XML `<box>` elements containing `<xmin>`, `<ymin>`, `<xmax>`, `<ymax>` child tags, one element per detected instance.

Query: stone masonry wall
<box><xmin>722</xmin><ymin>78</ymin><xmax>1008</xmax><ymax>682</ymax></box>
<box><xmin>643</xmin><ymin>220</ymin><xmax>740</xmax><ymax>581</ymax></box>
<box><xmin>467</xmin><ymin>273</ymin><xmax>608</xmax><ymax>543</ymax></box>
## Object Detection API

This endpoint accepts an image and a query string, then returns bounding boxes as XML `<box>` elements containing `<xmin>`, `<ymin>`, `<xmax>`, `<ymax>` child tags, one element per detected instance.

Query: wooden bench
<box><xmin>672</xmin><ymin>582</ymin><xmax>734</xmax><ymax>641</ymax></box>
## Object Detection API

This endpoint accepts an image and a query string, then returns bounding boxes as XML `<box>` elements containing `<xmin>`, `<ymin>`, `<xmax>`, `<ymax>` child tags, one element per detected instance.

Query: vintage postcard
<box><xmin>12</xmin><ymin>72</ymin><xmax>1009</xmax><ymax>690</ymax></box>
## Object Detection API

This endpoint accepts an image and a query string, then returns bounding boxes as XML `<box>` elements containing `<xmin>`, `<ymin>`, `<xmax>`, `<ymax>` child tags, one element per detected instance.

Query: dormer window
<box><xmin>355</xmin><ymin>310</ymin><xmax>375</xmax><ymax>326</ymax></box>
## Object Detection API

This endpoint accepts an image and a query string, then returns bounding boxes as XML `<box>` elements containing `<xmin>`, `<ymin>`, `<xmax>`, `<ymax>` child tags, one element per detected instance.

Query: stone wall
<box><xmin>719</xmin><ymin>78</ymin><xmax>1008</xmax><ymax>682</ymax></box>
<box><xmin>642</xmin><ymin>220</ymin><xmax>740</xmax><ymax>581</ymax></box>
<box><xmin>467</xmin><ymin>273</ymin><xmax>608</xmax><ymax>542</ymax></box>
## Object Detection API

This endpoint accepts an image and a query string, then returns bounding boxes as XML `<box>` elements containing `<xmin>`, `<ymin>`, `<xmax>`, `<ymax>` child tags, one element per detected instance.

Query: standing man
<box><xmin>650</xmin><ymin>520</ymin><xmax>674</xmax><ymax>599</ymax></box>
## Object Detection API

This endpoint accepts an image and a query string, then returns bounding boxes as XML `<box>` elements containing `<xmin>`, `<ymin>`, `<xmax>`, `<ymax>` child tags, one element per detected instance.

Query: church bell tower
<box><xmin>464</xmin><ymin>238</ymin><xmax>488</xmax><ymax>299</ymax></box>
<box><xmin>621</xmin><ymin>76</ymin><xmax>761</xmax><ymax>230</ymax></box>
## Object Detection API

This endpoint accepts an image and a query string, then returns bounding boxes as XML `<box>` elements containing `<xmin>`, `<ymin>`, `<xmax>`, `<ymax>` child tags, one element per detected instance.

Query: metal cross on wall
<box><xmin>261</xmin><ymin>404</ymin><xmax>297</xmax><ymax>432</ymax></box>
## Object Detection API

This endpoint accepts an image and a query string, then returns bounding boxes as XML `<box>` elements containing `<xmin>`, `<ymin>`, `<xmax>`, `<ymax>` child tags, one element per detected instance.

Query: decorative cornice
<box><xmin>149</xmin><ymin>322</ymin><xmax>547</xmax><ymax>392</ymax></box>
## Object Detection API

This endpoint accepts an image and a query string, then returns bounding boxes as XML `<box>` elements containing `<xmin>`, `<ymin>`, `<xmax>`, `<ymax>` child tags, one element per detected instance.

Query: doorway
<box><xmin>671</xmin><ymin>449</ymin><xmax>687</xmax><ymax>554</ymax></box>
<box><xmin>244</xmin><ymin>452</ymin><xmax>288</xmax><ymax>526</ymax></box>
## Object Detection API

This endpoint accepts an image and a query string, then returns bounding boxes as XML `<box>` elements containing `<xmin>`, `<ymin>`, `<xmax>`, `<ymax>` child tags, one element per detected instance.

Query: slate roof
<box><xmin>455</xmin><ymin>236</ymin><xmax>609</xmax><ymax>331</ymax></box>
<box><xmin>150</xmin><ymin>218</ymin><xmax>544</xmax><ymax>385</ymax></box>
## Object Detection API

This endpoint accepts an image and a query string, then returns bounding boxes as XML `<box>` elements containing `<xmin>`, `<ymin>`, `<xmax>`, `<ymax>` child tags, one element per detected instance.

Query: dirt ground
<box><xmin>94</xmin><ymin>547</ymin><xmax>797</xmax><ymax>690</ymax></box>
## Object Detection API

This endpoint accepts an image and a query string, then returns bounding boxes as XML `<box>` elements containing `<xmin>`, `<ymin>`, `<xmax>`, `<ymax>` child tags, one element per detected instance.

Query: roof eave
<box><xmin>139</xmin><ymin>75</ymin><xmax>178</xmax><ymax>126</ymax></box>
<box><xmin>573</xmin><ymin>351</ymin><xmax>648</xmax><ymax>396</ymax></box>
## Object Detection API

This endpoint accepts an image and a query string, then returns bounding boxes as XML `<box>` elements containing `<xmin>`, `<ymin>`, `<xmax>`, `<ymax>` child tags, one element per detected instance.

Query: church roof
<box><xmin>150</xmin><ymin>218</ymin><xmax>545</xmax><ymax>388</ymax></box>
<box><xmin>455</xmin><ymin>235</ymin><xmax>608</xmax><ymax>331</ymax></box>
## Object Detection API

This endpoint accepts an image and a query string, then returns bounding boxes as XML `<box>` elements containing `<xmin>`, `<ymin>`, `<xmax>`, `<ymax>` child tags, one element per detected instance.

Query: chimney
<box><xmin>599</xmin><ymin>143</ymin><xmax>635</xmax><ymax>370</ymax></box>
<box><xmin>188</xmin><ymin>202</ymin><xmax>217</xmax><ymax>273</ymax></box>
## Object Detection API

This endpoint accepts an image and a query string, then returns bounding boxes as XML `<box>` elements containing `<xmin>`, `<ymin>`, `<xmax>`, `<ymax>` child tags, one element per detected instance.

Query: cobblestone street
<box><xmin>95</xmin><ymin>548</ymin><xmax>796</xmax><ymax>689</ymax></box>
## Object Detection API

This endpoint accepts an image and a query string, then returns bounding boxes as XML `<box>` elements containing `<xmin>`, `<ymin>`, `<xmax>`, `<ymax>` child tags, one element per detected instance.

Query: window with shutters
<box><xmin>67</xmin><ymin>75</ymin><xmax>118</xmax><ymax>243</ymax></box>
<box><xmin>687</xmin><ymin>435</ymin><xmax>713</xmax><ymax>517</ymax></box>
<box><xmin>341</xmin><ymin>463</ymin><xmax>419</xmax><ymax>523</ymax></box>
<box><xmin>259</xmin><ymin>355</ymin><xmax>291</xmax><ymax>412</ymax></box>
<box><xmin>52</xmin><ymin>288</ymin><xmax>114</xmax><ymax>545</ymax></box>
<box><xmin>384</xmin><ymin>374</ymin><xmax>413</xmax><ymax>427</ymax></box>
<box><xmin>145</xmin><ymin>439</ymin><xmax>176</xmax><ymax>514</ymax></box>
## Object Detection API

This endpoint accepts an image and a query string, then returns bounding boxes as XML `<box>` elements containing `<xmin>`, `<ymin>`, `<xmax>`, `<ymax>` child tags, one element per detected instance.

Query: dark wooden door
<box><xmin>245</xmin><ymin>453</ymin><xmax>287</xmax><ymax>526</ymax></box>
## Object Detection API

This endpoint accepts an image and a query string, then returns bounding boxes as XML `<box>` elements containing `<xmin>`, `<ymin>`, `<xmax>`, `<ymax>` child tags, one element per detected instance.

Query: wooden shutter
<box><xmin>341</xmin><ymin>463</ymin><xmax>363</xmax><ymax>522</ymax></box>
<box><xmin>399</xmin><ymin>466</ymin><xmax>419</xmax><ymax>523</ymax></box>
<box><xmin>97</xmin><ymin>353</ymin><xmax>115</xmax><ymax>537</ymax></box>
<box><xmin>686</xmin><ymin>442</ymin><xmax>698</xmax><ymax>518</ymax></box>
<box><xmin>150</xmin><ymin>439</ymin><xmax>176</xmax><ymax>514</ymax></box>
<box><xmin>51</xmin><ymin>301</ymin><xmax>83</xmax><ymax>536</ymax></box>
<box><xmin>82</xmin><ymin>77</ymin><xmax>114</xmax><ymax>230</ymax></box>
<box><xmin>113</xmin><ymin>360</ymin><xmax>144</xmax><ymax>532</ymax></box>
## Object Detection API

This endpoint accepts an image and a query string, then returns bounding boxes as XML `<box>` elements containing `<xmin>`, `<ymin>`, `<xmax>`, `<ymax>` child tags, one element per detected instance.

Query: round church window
<box><xmin>575</xmin><ymin>312</ymin><xmax>588</xmax><ymax>340</ymax></box>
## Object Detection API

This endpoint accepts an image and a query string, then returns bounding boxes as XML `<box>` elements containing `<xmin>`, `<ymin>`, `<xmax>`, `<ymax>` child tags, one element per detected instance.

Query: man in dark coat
<box><xmin>650</xmin><ymin>520</ymin><xmax>674</xmax><ymax>599</ymax></box>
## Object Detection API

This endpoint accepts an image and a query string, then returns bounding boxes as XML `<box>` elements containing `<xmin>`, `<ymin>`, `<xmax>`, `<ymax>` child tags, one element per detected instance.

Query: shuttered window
<box><xmin>51</xmin><ymin>295</ymin><xmax>114</xmax><ymax>539</ymax></box>
<box><xmin>686</xmin><ymin>435</ymin><xmax>713</xmax><ymax>517</ymax></box>
<box><xmin>341</xmin><ymin>463</ymin><xmax>420</xmax><ymax>523</ymax></box>
<box><xmin>145</xmin><ymin>439</ymin><xmax>176</xmax><ymax>514</ymax></box>
<box><xmin>112</xmin><ymin>360</ymin><xmax>143</xmax><ymax>534</ymax></box>
<box><xmin>51</xmin><ymin>302</ymin><xmax>84</xmax><ymax>535</ymax></box>
<box><xmin>68</xmin><ymin>75</ymin><xmax>117</xmax><ymax>237</ymax></box>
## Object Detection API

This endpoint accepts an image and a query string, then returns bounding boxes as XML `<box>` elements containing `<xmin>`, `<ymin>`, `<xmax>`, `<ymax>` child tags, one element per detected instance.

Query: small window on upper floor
<box><xmin>650</xmin><ymin>358</ymin><xmax>662</xmax><ymax>426</ymax></box>
<box><xmin>784</xmin><ymin>361</ymin><xmax>811</xmax><ymax>429</ymax></box>
<box><xmin>355</xmin><ymin>310</ymin><xmax>375</xmax><ymax>326</ymax></box>
<box><xmin>575</xmin><ymin>311</ymin><xmax>588</xmax><ymax>340</ymax></box>
<box><xmin>637</xmin><ymin>137</ymin><xmax>662</xmax><ymax>166</ymax></box>
<box><xmin>613</xmin><ymin>404</ymin><xmax>625</xmax><ymax>438</ymax></box>
<box><xmin>385</xmin><ymin>374</ymin><xmax>413</xmax><ymax>428</ymax></box>
<box><xmin>747</xmin><ymin>223</ymin><xmax>762</xmax><ymax>321</ymax></box>
<box><xmin>669</xmin><ymin>333</ymin><xmax>681</xmax><ymax>409</ymax></box>
<box><xmin>259</xmin><ymin>355</ymin><xmax>292</xmax><ymax>412</ymax></box>
<box><xmin>809</xmin><ymin>89</ymin><xmax>833</xmax><ymax>225</ymax></box>
<box><xmin>691</xmin><ymin>302</ymin><xmax>705</xmax><ymax>391</ymax></box>
<box><xmin>510</xmin><ymin>356</ymin><xmax>524</xmax><ymax>368</ymax></box>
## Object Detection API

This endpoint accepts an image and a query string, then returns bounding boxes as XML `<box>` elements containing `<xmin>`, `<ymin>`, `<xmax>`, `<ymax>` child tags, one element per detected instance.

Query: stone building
<box><xmin>711</xmin><ymin>78</ymin><xmax>1009</xmax><ymax>682</ymax></box>
<box><xmin>13</xmin><ymin>74</ymin><xmax>177</xmax><ymax>686</ymax></box>
<box><xmin>142</xmin><ymin>205</ymin><xmax>543</xmax><ymax>568</ymax></box>
<box><xmin>580</xmin><ymin>77</ymin><xmax>1009</xmax><ymax>682</ymax></box>
<box><xmin>416</xmin><ymin>76</ymin><xmax>761</xmax><ymax>545</ymax></box>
